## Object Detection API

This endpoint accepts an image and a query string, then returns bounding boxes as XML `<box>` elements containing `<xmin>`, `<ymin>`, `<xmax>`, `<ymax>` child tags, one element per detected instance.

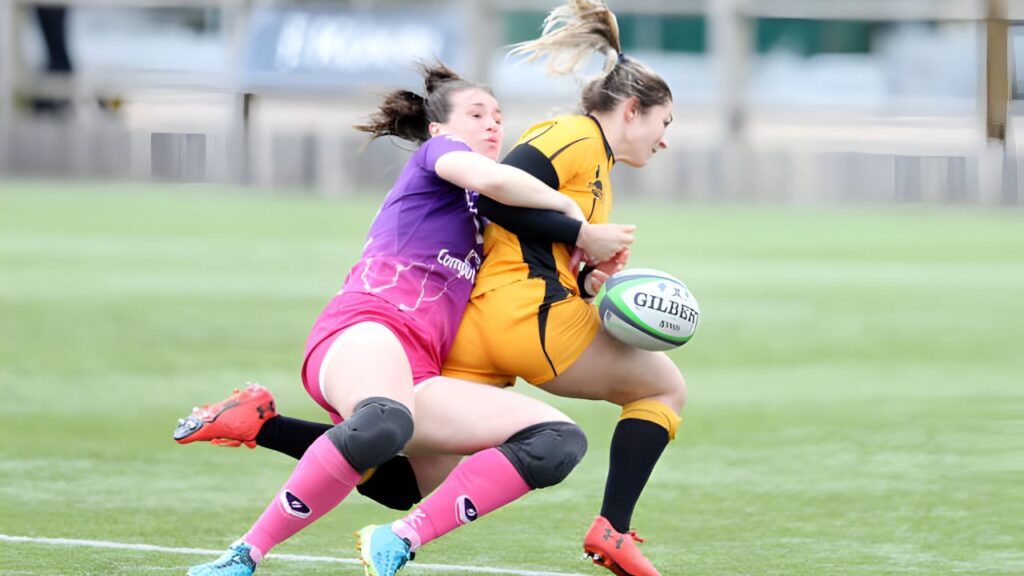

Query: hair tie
<box><xmin>617</xmin><ymin>52</ymin><xmax>628</xmax><ymax>65</ymax></box>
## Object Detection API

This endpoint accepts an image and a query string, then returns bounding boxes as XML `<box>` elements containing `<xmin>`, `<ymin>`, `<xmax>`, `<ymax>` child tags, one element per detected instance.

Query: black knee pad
<box><xmin>497</xmin><ymin>421</ymin><xmax>588</xmax><ymax>489</ymax></box>
<box><xmin>356</xmin><ymin>455</ymin><xmax>422</xmax><ymax>511</ymax></box>
<box><xmin>326</xmin><ymin>397</ymin><xmax>413</xmax><ymax>473</ymax></box>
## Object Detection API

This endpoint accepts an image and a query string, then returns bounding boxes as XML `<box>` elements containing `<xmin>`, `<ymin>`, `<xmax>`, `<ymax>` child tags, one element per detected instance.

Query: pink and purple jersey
<box><xmin>304</xmin><ymin>135</ymin><xmax>484</xmax><ymax>387</ymax></box>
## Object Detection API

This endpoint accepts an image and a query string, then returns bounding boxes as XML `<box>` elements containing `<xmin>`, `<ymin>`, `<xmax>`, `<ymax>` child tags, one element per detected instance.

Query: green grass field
<box><xmin>2</xmin><ymin>179</ymin><xmax>1022</xmax><ymax>575</ymax></box>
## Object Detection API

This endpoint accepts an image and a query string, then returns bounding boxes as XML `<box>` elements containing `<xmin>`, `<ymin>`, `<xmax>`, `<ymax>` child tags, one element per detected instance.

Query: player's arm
<box><xmin>434</xmin><ymin>151</ymin><xmax>583</xmax><ymax>220</ymax></box>
<box><xmin>477</xmin><ymin>196</ymin><xmax>634</xmax><ymax>266</ymax></box>
<box><xmin>481</xmin><ymin>140</ymin><xmax>633</xmax><ymax>263</ymax></box>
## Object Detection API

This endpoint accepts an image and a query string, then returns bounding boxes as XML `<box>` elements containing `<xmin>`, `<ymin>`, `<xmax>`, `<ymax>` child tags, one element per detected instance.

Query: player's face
<box><xmin>619</xmin><ymin>101</ymin><xmax>673</xmax><ymax>168</ymax></box>
<box><xmin>434</xmin><ymin>88</ymin><xmax>504</xmax><ymax>161</ymax></box>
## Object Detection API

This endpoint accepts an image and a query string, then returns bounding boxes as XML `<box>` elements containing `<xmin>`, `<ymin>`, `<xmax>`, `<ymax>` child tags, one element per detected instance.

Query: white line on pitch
<box><xmin>0</xmin><ymin>534</ymin><xmax>591</xmax><ymax>576</ymax></box>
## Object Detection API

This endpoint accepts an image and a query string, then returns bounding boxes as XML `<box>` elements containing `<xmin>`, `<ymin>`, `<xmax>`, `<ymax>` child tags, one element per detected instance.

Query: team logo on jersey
<box><xmin>455</xmin><ymin>495</ymin><xmax>479</xmax><ymax>524</ymax></box>
<box><xmin>280</xmin><ymin>490</ymin><xmax>311</xmax><ymax>519</ymax></box>
<box><xmin>588</xmin><ymin>165</ymin><xmax>604</xmax><ymax>199</ymax></box>
<box><xmin>436</xmin><ymin>249</ymin><xmax>481</xmax><ymax>282</ymax></box>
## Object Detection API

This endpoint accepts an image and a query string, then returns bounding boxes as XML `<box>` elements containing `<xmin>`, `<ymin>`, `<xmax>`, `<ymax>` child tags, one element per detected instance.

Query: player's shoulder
<box><xmin>421</xmin><ymin>133</ymin><xmax>473</xmax><ymax>154</ymax></box>
<box><xmin>519</xmin><ymin>115</ymin><xmax>597</xmax><ymax>141</ymax></box>
<box><xmin>517</xmin><ymin>115</ymin><xmax>603</xmax><ymax>157</ymax></box>
<box><xmin>416</xmin><ymin>134</ymin><xmax>474</xmax><ymax>173</ymax></box>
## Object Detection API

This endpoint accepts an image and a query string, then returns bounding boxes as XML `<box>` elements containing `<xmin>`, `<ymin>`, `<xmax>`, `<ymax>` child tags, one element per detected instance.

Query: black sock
<box><xmin>599</xmin><ymin>418</ymin><xmax>670</xmax><ymax>533</ymax></box>
<box><xmin>255</xmin><ymin>415</ymin><xmax>332</xmax><ymax>459</ymax></box>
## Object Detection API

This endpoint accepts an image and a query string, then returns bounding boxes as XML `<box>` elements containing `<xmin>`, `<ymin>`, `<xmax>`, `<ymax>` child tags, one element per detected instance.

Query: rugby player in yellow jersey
<box><xmin>434</xmin><ymin>4</ymin><xmax>682</xmax><ymax>574</ymax></box>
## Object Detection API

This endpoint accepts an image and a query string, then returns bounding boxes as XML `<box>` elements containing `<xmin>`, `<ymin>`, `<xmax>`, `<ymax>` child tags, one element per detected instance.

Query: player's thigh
<box><xmin>483</xmin><ymin>286</ymin><xmax>599</xmax><ymax>385</ymax></box>
<box><xmin>541</xmin><ymin>328</ymin><xmax>685</xmax><ymax>407</ymax></box>
<box><xmin>320</xmin><ymin>321</ymin><xmax>415</xmax><ymax>419</ymax></box>
<box><xmin>408</xmin><ymin>454</ymin><xmax>463</xmax><ymax>495</ymax></box>
<box><xmin>403</xmin><ymin>376</ymin><xmax>571</xmax><ymax>456</ymax></box>
<box><xmin>443</xmin><ymin>292</ymin><xmax>516</xmax><ymax>386</ymax></box>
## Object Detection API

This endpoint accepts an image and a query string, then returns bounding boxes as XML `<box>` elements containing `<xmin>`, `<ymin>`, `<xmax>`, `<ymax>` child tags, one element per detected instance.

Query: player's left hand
<box><xmin>583</xmin><ymin>248</ymin><xmax>630</xmax><ymax>295</ymax></box>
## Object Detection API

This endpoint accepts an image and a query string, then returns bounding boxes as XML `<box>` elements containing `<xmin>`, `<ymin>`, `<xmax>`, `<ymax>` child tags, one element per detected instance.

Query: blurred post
<box><xmin>987</xmin><ymin>0</ymin><xmax>1009</xmax><ymax>140</ymax></box>
<box><xmin>710</xmin><ymin>0</ymin><xmax>750</xmax><ymax>201</ymax></box>
<box><xmin>983</xmin><ymin>0</ymin><xmax>1014</xmax><ymax>202</ymax></box>
<box><xmin>463</xmin><ymin>0</ymin><xmax>498</xmax><ymax>85</ymax></box>
<box><xmin>0</xmin><ymin>0</ymin><xmax>15</xmax><ymax>171</ymax></box>
<box><xmin>225</xmin><ymin>0</ymin><xmax>252</xmax><ymax>186</ymax></box>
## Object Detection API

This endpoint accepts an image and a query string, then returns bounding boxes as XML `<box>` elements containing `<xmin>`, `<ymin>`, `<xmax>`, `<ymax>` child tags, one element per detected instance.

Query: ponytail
<box><xmin>509</xmin><ymin>0</ymin><xmax>671</xmax><ymax>114</ymax></box>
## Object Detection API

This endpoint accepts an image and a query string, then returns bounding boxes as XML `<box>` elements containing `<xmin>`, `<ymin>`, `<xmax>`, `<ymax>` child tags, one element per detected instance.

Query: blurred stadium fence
<box><xmin>2</xmin><ymin>0</ymin><xmax>1024</xmax><ymax>205</ymax></box>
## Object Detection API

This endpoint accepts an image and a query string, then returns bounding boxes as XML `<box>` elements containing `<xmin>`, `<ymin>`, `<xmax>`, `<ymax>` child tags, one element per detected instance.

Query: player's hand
<box><xmin>582</xmin><ymin>248</ymin><xmax>630</xmax><ymax>295</ymax></box>
<box><xmin>596</xmin><ymin>247</ymin><xmax>630</xmax><ymax>274</ymax></box>
<box><xmin>576</xmin><ymin>223</ymin><xmax>635</xmax><ymax>264</ymax></box>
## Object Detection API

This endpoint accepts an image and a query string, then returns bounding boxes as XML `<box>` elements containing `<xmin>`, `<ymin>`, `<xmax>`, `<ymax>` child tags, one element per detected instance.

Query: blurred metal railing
<box><xmin>2</xmin><ymin>0</ymin><xmax>1023</xmax><ymax>204</ymax></box>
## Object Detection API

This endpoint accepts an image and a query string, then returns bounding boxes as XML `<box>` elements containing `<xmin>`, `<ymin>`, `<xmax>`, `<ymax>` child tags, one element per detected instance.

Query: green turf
<box><xmin>1</xmin><ymin>179</ymin><xmax>1022</xmax><ymax>575</ymax></box>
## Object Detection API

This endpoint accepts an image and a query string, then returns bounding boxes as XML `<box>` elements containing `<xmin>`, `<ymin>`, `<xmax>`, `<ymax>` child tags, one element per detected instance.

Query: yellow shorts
<box><xmin>442</xmin><ymin>278</ymin><xmax>600</xmax><ymax>386</ymax></box>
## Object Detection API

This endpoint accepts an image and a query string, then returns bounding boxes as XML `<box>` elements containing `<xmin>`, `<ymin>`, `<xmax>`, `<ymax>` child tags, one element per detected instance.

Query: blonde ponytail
<box><xmin>509</xmin><ymin>0</ymin><xmax>672</xmax><ymax>115</ymax></box>
<box><xmin>509</xmin><ymin>0</ymin><xmax>621</xmax><ymax>76</ymax></box>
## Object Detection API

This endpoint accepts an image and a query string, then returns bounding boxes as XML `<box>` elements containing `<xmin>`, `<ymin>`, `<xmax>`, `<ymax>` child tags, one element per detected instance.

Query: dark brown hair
<box><xmin>508</xmin><ymin>0</ymin><xmax>672</xmax><ymax>114</ymax></box>
<box><xmin>355</xmin><ymin>62</ymin><xmax>493</xmax><ymax>144</ymax></box>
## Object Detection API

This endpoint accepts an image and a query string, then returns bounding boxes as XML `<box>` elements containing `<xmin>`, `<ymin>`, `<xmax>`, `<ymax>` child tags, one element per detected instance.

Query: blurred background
<box><xmin>3</xmin><ymin>4</ymin><xmax>1023</xmax><ymax>574</ymax></box>
<box><xmin>3</xmin><ymin>0</ymin><xmax>1024</xmax><ymax>204</ymax></box>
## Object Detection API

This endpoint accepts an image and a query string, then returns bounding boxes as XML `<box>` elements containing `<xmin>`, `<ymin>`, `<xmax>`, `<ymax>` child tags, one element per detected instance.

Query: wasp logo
<box><xmin>588</xmin><ymin>165</ymin><xmax>604</xmax><ymax>199</ymax></box>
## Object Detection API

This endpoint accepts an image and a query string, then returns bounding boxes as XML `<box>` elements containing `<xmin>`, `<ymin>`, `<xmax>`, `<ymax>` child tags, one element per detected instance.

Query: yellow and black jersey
<box><xmin>472</xmin><ymin>115</ymin><xmax>615</xmax><ymax>299</ymax></box>
<box><xmin>442</xmin><ymin>115</ymin><xmax>615</xmax><ymax>386</ymax></box>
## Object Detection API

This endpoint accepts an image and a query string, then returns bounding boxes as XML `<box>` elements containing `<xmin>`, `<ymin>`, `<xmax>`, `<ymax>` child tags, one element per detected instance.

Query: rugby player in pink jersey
<box><xmin>184</xmin><ymin>63</ymin><xmax>635</xmax><ymax>576</ymax></box>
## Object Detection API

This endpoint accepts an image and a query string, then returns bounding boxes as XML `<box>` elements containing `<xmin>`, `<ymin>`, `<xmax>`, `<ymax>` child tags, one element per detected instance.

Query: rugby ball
<box><xmin>594</xmin><ymin>268</ymin><xmax>699</xmax><ymax>352</ymax></box>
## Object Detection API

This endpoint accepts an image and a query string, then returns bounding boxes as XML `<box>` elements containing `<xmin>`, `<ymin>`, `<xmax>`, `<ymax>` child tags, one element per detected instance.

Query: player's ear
<box><xmin>428</xmin><ymin>122</ymin><xmax>442</xmax><ymax>137</ymax></box>
<box><xmin>623</xmin><ymin>96</ymin><xmax>640</xmax><ymax>122</ymax></box>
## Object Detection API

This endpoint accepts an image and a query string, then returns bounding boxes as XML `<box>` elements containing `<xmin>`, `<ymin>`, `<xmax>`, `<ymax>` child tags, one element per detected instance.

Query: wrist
<box><xmin>576</xmin><ymin>223</ymin><xmax>589</xmax><ymax>247</ymax></box>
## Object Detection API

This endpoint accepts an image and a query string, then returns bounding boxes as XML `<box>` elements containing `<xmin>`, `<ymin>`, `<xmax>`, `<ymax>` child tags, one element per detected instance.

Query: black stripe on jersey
<box><xmin>524</xmin><ymin>124</ymin><xmax>556</xmax><ymax>146</ymax></box>
<box><xmin>536</xmin><ymin>303</ymin><xmax>558</xmax><ymax>378</ymax></box>
<box><xmin>503</xmin><ymin>144</ymin><xmax>559</xmax><ymax>190</ymax></box>
<box><xmin>549</xmin><ymin>137</ymin><xmax>590</xmax><ymax>161</ymax></box>
<box><xmin>521</xmin><ymin>238</ymin><xmax>572</xmax><ymax>379</ymax></box>
<box><xmin>586</xmin><ymin>114</ymin><xmax>615</xmax><ymax>161</ymax></box>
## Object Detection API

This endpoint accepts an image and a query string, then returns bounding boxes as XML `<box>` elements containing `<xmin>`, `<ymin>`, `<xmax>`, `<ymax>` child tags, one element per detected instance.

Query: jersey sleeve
<box><xmin>476</xmin><ymin>196</ymin><xmax>582</xmax><ymax>245</ymax></box>
<box><xmin>420</xmin><ymin>134</ymin><xmax>473</xmax><ymax>172</ymax></box>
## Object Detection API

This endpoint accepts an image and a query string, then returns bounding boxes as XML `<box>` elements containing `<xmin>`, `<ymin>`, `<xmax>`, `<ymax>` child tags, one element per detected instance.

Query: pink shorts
<box><xmin>301</xmin><ymin>292</ymin><xmax>444</xmax><ymax>423</ymax></box>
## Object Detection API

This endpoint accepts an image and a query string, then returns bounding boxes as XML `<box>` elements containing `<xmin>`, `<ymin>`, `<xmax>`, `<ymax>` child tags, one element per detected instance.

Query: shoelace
<box><xmin>626</xmin><ymin>530</ymin><xmax>646</xmax><ymax>544</ymax></box>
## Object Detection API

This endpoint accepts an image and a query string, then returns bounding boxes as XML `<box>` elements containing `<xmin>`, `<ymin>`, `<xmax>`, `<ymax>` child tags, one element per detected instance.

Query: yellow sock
<box><xmin>619</xmin><ymin>399</ymin><xmax>681</xmax><ymax>441</ymax></box>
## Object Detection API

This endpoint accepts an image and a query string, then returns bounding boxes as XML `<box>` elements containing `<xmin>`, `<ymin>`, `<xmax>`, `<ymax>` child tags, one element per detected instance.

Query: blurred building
<box><xmin>0</xmin><ymin>0</ymin><xmax>1022</xmax><ymax>204</ymax></box>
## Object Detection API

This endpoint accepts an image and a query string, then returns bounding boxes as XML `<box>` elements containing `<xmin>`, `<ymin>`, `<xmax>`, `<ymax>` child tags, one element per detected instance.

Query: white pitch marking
<box><xmin>0</xmin><ymin>534</ymin><xmax>590</xmax><ymax>576</ymax></box>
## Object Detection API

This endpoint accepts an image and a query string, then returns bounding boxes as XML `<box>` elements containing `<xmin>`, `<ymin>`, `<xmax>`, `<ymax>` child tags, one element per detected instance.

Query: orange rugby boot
<box><xmin>583</xmin><ymin>515</ymin><xmax>660</xmax><ymax>576</ymax></box>
<box><xmin>173</xmin><ymin>383</ymin><xmax>276</xmax><ymax>448</ymax></box>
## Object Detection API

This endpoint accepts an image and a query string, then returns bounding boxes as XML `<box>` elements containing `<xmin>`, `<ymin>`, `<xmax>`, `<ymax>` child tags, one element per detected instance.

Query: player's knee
<box><xmin>498</xmin><ymin>421</ymin><xmax>587</xmax><ymax>489</ymax></box>
<box><xmin>641</xmin><ymin>354</ymin><xmax>687</xmax><ymax>412</ymax></box>
<box><xmin>356</xmin><ymin>455</ymin><xmax>421</xmax><ymax>511</ymax></box>
<box><xmin>666</xmin><ymin>367</ymin><xmax>687</xmax><ymax>411</ymax></box>
<box><xmin>326</xmin><ymin>397</ymin><xmax>413</xmax><ymax>473</ymax></box>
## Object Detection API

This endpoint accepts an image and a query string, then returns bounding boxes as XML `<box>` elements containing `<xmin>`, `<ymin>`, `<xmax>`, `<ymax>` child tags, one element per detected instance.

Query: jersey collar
<box><xmin>586</xmin><ymin>114</ymin><xmax>615</xmax><ymax>165</ymax></box>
